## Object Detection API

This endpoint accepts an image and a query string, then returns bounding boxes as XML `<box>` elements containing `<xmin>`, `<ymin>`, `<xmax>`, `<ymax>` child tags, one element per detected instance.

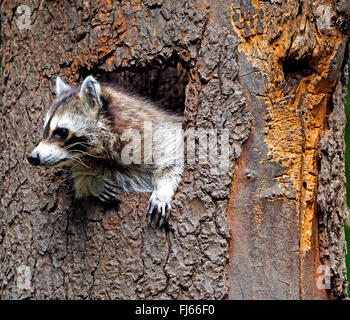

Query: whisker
<box><xmin>69</xmin><ymin>149</ymin><xmax>100</xmax><ymax>158</ymax></box>
<box><xmin>62</xmin><ymin>142</ymin><xmax>90</xmax><ymax>150</ymax></box>
<box><xmin>68</xmin><ymin>155</ymin><xmax>90</xmax><ymax>168</ymax></box>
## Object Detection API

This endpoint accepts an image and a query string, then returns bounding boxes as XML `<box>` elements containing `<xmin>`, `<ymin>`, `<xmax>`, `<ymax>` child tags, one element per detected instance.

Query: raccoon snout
<box><xmin>27</xmin><ymin>152</ymin><xmax>41</xmax><ymax>166</ymax></box>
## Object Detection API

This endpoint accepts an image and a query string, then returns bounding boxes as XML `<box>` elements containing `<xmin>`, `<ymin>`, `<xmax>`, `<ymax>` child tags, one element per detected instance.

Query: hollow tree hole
<box><xmin>281</xmin><ymin>55</ymin><xmax>315</xmax><ymax>95</ymax></box>
<box><xmin>282</xmin><ymin>55</ymin><xmax>314</xmax><ymax>81</ymax></box>
<box><xmin>80</xmin><ymin>57</ymin><xmax>189</xmax><ymax>114</ymax></box>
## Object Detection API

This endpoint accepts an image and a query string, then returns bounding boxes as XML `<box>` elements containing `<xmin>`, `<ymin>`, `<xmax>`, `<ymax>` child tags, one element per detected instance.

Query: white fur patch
<box><xmin>33</xmin><ymin>141</ymin><xmax>69</xmax><ymax>166</ymax></box>
<box><xmin>55</xmin><ymin>77</ymin><xmax>71</xmax><ymax>96</ymax></box>
<box><xmin>79</xmin><ymin>76</ymin><xmax>102</xmax><ymax>113</ymax></box>
<box><xmin>152</xmin><ymin>122</ymin><xmax>184</xmax><ymax>167</ymax></box>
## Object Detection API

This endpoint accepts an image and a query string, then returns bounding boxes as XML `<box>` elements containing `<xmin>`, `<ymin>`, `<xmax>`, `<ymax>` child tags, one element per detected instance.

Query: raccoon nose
<box><xmin>27</xmin><ymin>152</ymin><xmax>41</xmax><ymax>166</ymax></box>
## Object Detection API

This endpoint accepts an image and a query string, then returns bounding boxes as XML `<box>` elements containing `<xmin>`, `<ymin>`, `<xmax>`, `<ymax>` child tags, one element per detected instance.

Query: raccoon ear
<box><xmin>79</xmin><ymin>76</ymin><xmax>102</xmax><ymax>113</ymax></box>
<box><xmin>55</xmin><ymin>77</ymin><xmax>71</xmax><ymax>96</ymax></box>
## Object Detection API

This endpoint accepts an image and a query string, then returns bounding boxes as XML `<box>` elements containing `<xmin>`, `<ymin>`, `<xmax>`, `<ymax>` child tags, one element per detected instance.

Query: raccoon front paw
<box><xmin>147</xmin><ymin>192</ymin><xmax>172</xmax><ymax>227</ymax></box>
<box><xmin>97</xmin><ymin>177</ymin><xmax>122</xmax><ymax>203</ymax></box>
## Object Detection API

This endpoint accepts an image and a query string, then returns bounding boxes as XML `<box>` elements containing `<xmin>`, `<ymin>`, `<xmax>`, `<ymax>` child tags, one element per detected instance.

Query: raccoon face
<box><xmin>27</xmin><ymin>76</ymin><xmax>102</xmax><ymax>167</ymax></box>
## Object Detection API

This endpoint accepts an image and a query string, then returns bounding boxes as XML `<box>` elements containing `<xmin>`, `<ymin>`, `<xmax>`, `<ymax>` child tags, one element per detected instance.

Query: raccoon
<box><xmin>27</xmin><ymin>76</ymin><xmax>184</xmax><ymax>227</ymax></box>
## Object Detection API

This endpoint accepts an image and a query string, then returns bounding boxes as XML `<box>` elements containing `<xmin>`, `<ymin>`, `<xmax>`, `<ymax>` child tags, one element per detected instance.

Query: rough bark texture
<box><xmin>0</xmin><ymin>0</ymin><xmax>349</xmax><ymax>299</ymax></box>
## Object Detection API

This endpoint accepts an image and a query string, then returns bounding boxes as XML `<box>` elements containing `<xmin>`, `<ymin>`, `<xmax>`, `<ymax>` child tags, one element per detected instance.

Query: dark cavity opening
<box><xmin>79</xmin><ymin>56</ymin><xmax>189</xmax><ymax>114</ymax></box>
<box><xmin>297</xmin><ymin>1</ymin><xmax>303</xmax><ymax>16</ymax></box>
<box><xmin>282</xmin><ymin>55</ymin><xmax>313</xmax><ymax>81</ymax></box>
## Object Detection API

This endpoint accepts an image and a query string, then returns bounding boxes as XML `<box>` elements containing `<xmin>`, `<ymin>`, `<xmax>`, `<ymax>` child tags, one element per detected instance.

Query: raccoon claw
<box><xmin>147</xmin><ymin>197</ymin><xmax>171</xmax><ymax>227</ymax></box>
<box><xmin>98</xmin><ymin>178</ymin><xmax>122</xmax><ymax>203</ymax></box>
<box><xmin>99</xmin><ymin>191</ymin><xmax>120</xmax><ymax>203</ymax></box>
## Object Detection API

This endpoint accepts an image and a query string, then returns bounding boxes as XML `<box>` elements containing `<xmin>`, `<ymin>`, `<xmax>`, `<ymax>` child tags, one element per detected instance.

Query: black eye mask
<box><xmin>53</xmin><ymin>128</ymin><xmax>69</xmax><ymax>140</ymax></box>
<box><xmin>63</xmin><ymin>135</ymin><xmax>89</xmax><ymax>152</ymax></box>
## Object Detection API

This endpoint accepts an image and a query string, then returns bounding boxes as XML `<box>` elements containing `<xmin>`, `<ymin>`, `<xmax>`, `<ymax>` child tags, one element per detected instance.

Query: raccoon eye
<box><xmin>53</xmin><ymin>128</ymin><xmax>69</xmax><ymax>140</ymax></box>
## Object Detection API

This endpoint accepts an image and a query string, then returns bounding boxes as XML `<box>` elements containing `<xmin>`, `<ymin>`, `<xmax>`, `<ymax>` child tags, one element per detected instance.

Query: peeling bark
<box><xmin>0</xmin><ymin>0</ymin><xmax>348</xmax><ymax>299</ymax></box>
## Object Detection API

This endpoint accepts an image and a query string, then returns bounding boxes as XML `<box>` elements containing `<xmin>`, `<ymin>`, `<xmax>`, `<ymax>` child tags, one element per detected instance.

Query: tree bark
<box><xmin>0</xmin><ymin>0</ymin><xmax>349</xmax><ymax>299</ymax></box>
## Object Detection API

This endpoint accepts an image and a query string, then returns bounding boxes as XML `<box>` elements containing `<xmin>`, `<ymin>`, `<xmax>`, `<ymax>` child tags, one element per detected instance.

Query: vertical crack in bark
<box><xmin>297</xmin><ymin>100</ymin><xmax>306</xmax><ymax>300</ymax></box>
<box><xmin>87</xmin><ymin>219</ymin><xmax>106</xmax><ymax>299</ymax></box>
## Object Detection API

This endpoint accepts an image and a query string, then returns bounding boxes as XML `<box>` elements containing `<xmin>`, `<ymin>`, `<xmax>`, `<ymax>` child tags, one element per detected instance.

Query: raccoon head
<box><xmin>27</xmin><ymin>76</ymin><xmax>103</xmax><ymax>167</ymax></box>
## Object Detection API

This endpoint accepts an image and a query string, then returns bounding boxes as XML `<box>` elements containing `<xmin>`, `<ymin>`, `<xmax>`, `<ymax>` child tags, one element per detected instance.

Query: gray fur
<box><xmin>28</xmin><ymin>76</ymin><xmax>184</xmax><ymax>227</ymax></box>
<box><xmin>79</xmin><ymin>76</ymin><xmax>103</xmax><ymax>113</ymax></box>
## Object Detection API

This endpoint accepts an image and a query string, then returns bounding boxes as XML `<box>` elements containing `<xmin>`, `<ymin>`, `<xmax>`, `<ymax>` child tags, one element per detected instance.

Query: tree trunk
<box><xmin>0</xmin><ymin>0</ymin><xmax>349</xmax><ymax>300</ymax></box>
